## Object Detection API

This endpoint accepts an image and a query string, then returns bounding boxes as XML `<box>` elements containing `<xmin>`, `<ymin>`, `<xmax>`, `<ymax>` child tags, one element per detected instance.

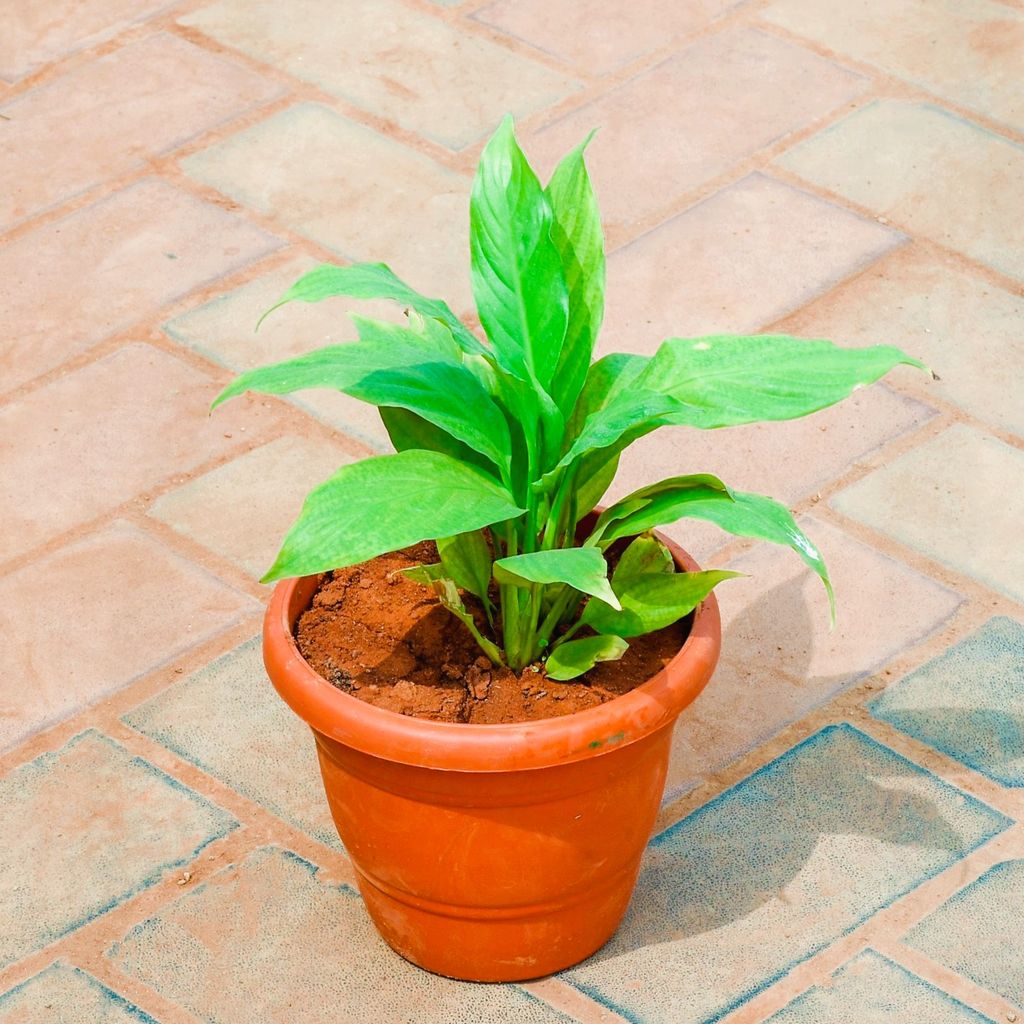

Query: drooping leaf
<box><xmin>581</xmin><ymin>570</ymin><xmax>742</xmax><ymax>638</ymax></box>
<box><xmin>399</xmin><ymin>562</ymin><xmax>446</xmax><ymax>585</ymax></box>
<box><xmin>636</xmin><ymin>335</ymin><xmax>926</xmax><ymax>428</ymax></box>
<box><xmin>430</xmin><ymin>577</ymin><xmax>504</xmax><ymax>665</ymax></box>
<box><xmin>350</xmin><ymin>312</ymin><xmax>463</xmax><ymax>362</ymax></box>
<box><xmin>212</xmin><ymin>338</ymin><xmax>512</xmax><ymax>476</ymax></box>
<box><xmin>256</xmin><ymin>261</ymin><xmax>487</xmax><ymax>357</ymax></box>
<box><xmin>263</xmin><ymin>451</ymin><xmax>525</xmax><ymax>582</ymax></box>
<box><xmin>614</xmin><ymin>534</ymin><xmax>674</xmax><ymax>579</ymax></box>
<box><xmin>469</xmin><ymin>115</ymin><xmax>569</xmax><ymax>390</ymax></box>
<box><xmin>545</xmin><ymin>132</ymin><xmax>605</xmax><ymax>417</ymax></box>
<box><xmin>437</xmin><ymin>531</ymin><xmax>493</xmax><ymax>604</ymax></box>
<box><xmin>545</xmin><ymin>635</ymin><xmax>628</xmax><ymax>681</ymax></box>
<box><xmin>493</xmin><ymin>547</ymin><xmax>620</xmax><ymax>608</ymax></box>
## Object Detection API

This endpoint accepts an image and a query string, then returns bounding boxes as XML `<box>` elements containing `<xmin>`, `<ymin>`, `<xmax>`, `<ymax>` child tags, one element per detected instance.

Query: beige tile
<box><xmin>0</xmin><ymin>179</ymin><xmax>281</xmax><ymax>390</ymax></box>
<box><xmin>180</xmin><ymin>0</ymin><xmax>580</xmax><ymax>150</ymax></box>
<box><xmin>0</xmin><ymin>523</ymin><xmax>255</xmax><ymax>753</ymax></box>
<box><xmin>0</xmin><ymin>0</ymin><xmax>172</xmax><ymax>82</ymax></box>
<box><xmin>601</xmin><ymin>173</ymin><xmax>903</xmax><ymax>356</ymax></box>
<box><xmin>529</xmin><ymin>28</ymin><xmax>868</xmax><ymax>241</ymax></box>
<box><xmin>780</xmin><ymin>246</ymin><xmax>1024</xmax><ymax>438</ymax></box>
<box><xmin>777</xmin><ymin>100</ymin><xmax>1024</xmax><ymax>282</ymax></box>
<box><xmin>761</xmin><ymin>0</ymin><xmax>1024</xmax><ymax>131</ymax></box>
<box><xmin>0</xmin><ymin>343</ymin><xmax>283</xmax><ymax>562</ymax></box>
<box><xmin>833</xmin><ymin>424</ymin><xmax>1024</xmax><ymax>602</ymax></box>
<box><xmin>0</xmin><ymin>34</ymin><xmax>281</xmax><ymax>229</ymax></box>
<box><xmin>150</xmin><ymin>436</ymin><xmax>354</xmax><ymax>579</ymax></box>
<box><xmin>182</xmin><ymin>104</ymin><xmax>475</xmax><ymax>314</ymax></box>
<box><xmin>165</xmin><ymin>253</ymin><xmax>395</xmax><ymax>448</ymax></box>
<box><xmin>474</xmin><ymin>0</ymin><xmax>742</xmax><ymax>74</ymax></box>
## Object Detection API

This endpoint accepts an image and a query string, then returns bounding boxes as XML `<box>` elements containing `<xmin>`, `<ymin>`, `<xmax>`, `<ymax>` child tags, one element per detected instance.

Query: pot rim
<box><xmin>262</xmin><ymin>530</ymin><xmax>722</xmax><ymax>773</ymax></box>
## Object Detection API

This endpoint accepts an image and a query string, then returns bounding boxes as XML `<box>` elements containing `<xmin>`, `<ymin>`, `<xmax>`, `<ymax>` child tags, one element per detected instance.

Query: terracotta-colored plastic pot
<box><xmin>263</xmin><ymin>530</ymin><xmax>721</xmax><ymax>982</ymax></box>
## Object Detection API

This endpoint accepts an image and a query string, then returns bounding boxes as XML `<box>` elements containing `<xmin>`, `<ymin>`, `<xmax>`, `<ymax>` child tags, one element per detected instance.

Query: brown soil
<box><xmin>294</xmin><ymin>541</ymin><xmax>690</xmax><ymax>725</ymax></box>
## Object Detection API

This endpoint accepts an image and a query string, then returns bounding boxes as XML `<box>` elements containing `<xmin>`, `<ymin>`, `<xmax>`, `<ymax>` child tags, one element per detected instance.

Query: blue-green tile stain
<box><xmin>563</xmin><ymin>723</ymin><xmax>1011</xmax><ymax>1024</ymax></box>
<box><xmin>0</xmin><ymin>730</ymin><xmax>236</xmax><ymax>969</ymax></box>
<box><xmin>123</xmin><ymin>637</ymin><xmax>342</xmax><ymax>850</ymax></box>
<box><xmin>107</xmin><ymin>845</ymin><xmax>571</xmax><ymax>1024</ymax></box>
<box><xmin>766</xmin><ymin>949</ymin><xmax>994</xmax><ymax>1023</ymax></box>
<box><xmin>871</xmin><ymin>617</ymin><xmax>1024</xmax><ymax>786</ymax></box>
<box><xmin>0</xmin><ymin>963</ymin><xmax>159</xmax><ymax>1023</ymax></box>
<box><xmin>904</xmin><ymin>859</ymin><xmax>1024</xmax><ymax>1006</ymax></box>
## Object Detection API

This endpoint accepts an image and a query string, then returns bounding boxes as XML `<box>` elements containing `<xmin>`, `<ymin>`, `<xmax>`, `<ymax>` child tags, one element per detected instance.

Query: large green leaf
<box><xmin>469</xmin><ymin>115</ymin><xmax>568</xmax><ymax>390</ymax></box>
<box><xmin>213</xmin><ymin>338</ymin><xmax>512</xmax><ymax>476</ymax></box>
<box><xmin>437</xmin><ymin>531</ymin><xmax>493</xmax><ymax>604</ymax></box>
<box><xmin>567</xmin><ymin>352</ymin><xmax>649</xmax><ymax>438</ymax></box>
<box><xmin>614</xmin><ymin>534</ymin><xmax>674</xmax><ymax>578</ymax></box>
<box><xmin>636</xmin><ymin>335</ymin><xmax>926</xmax><ymax>428</ymax></box>
<box><xmin>256</xmin><ymin>261</ymin><xmax>487</xmax><ymax>356</ymax></box>
<box><xmin>545</xmin><ymin>132</ymin><xmax>605</xmax><ymax>418</ymax></box>
<box><xmin>581</xmin><ymin>570</ymin><xmax>741</xmax><ymax>638</ymax></box>
<box><xmin>379</xmin><ymin>408</ymin><xmax>493</xmax><ymax>475</ymax></box>
<box><xmin>493</xmin><ymin>547</ymin><xmax>619</xmax><ymax>608</ymax></box>
<box><xmin>263</xmin><ymin>451</ymin><xmax>525</xmax><ymax>582</ymax></box>
<box><xmin>546</xmin><ymin>635</ymin><xmax>628</xmax><ymax>681</ymax></box>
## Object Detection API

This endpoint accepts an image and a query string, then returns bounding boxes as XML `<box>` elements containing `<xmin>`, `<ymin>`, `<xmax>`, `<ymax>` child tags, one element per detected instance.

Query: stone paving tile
<box><xmin>777</xmin><ymin>100</ymin><xmax>1024</xmax><ymax>283</ymax></box>
<box><xmin>0</xmin><ymin>343</ymin><xmax>283</xmax><ymax>563</ymax></box>
<box><xmin>779</xmin><ymin>246</ymin><xmax>1024</xmax><ymax>437</ymax></box>
<box><xmin>565</xmin><ymin>724</ymin><xmax>1009</xmax><ymax>1024</ymax></box>
<box><xmin>0</xmin><ymin>521</ymin><xmax>256</xmax><ymax>754</ymax></box>
<box><xmin>0</xmin><ymin>731</ymin><xmax>236</xmax><ymax>970</ymax></box>
<box><xmin>164</xmin><ymin>252</ymin><xmax>394</xmax><ymax>448</ymax></box>
<box><xmin>760</xmin><ymin>0</ymin><xmax>1024</xmax><ymax>132</ymax></box>
<box><xmin>150</xmin><ymin>436</ymin><xmax>354</xmax><ymax>579</ymax></box>
<box><xmin>600</xmin><ymin>173</ymin><xmax>904</xmax><ymax>357</ymax></box>
<box><xmin>182</xmin><ymin>103</ymin><xmax>475</xmax><ymax>312</ymax></box>
<box><xmin>107</xmin><ymin>846</ymin><xmax>572</xmax><ymax>1022</ymax></box>
<box><xmin>0</xmin><ymin>963</ymin><xmax>159</xmax><ymax>1023</ymax></box>
<box><xmin>473</xmin><ymin>0</ymin><xmax>743</xmax><ymax>75</ymax></box>
<box><xmin>871</xmin><ymin>617</ymin><xmax>1024</xmax><ymax>787</ymax></box>
<box><xmin>0</xmin><ymin>33</ymin><xmax>281</xmax><ymax>230</ymax></box>
<box><xmin>833</xmin><ymin>424</ymin><xmax>1024</xmax><ymax>603</ymax></box>
<box><xmin>904</xmin><ymin>859</ymin><xmax>1024</xmax><ymax>1007</ymax></box>
<box><xmin>529</xmin><ymin>30</ymin><xmax>868</xmax><ymax>240</ymax></box>
<box><xmin>766</xmin><ymin>948</ymin><xmax>995</xmax><ymax>1023</ymax></box>
<box><xmin>0</xmin><ymin>0</ymin><xmax>172</xmax><ymax>82</ymax></box>
<box><xmin>180</xmin><ymin>0</ymin><xmax>579</xmax><ymax>150</ymax></box>
<box><xmin>124</xmin><ymin>638</ymin><xmax>340</xmax><ymax>849</ymax></box>
<box><xmin>0</xmin><ymin>179</ymin><xmax>281</xmax><ymax>391</ymax></box>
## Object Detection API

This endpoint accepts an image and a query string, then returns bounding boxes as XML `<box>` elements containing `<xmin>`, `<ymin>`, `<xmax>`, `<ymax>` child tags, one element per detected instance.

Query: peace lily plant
<box><xmin>215</xmin><ymin>116</ymin><xmax>923</xmax><ymax>682</ymax></box>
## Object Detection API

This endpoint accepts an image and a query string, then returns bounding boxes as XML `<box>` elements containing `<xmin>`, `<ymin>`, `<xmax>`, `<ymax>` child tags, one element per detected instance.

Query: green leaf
<box><xmin>212</xmin><ymin>337</ymin><xmax>512</xmax><ymax>476</ymax></box>
<box><xmin>437</xmin><ymin>531</ymin><xmax>492</xmax><ymax>604</ymax></box>
<box><xmin>581</xmin><ymin>570</ymin><xmax>742</xmax><ymax>638</ymax></box>
<box><xmin>399</xmin><ymin>563</ymin><xmax>446</xmax><ymax>585</ymax></box>
<box><xmin>568</xmin><ymin>352</ymin><xmax>649</xmax><ymax>437</ymax></box>
<box><xmin>379</xmin><ymin>408</ymin><xmax>493</xmax><ymax>475</ymax></box>
<box><xmin>636</xmin><ymin>335</ymin><xmax>927</xmax><ymax>428</ymax></box>
<box><xmin>545</xmin><ymin>132</ymin><xmax>605</xmax><ymax>417</ymax></box>
<box><xmin>256</xmin><ymin>261</ymin><xmax>487</xmax><ymax>357</ymax></box>
<box><xmin>572</xmin><ymin>450</ymin><xmax>620</xmax><ymax>525</ymax></box>
<box><xmin>263</xmin><ymin>451</ymin><xmax>525</xmax><ymax>582</ymax></box>
<box><xmin>469</xmin><ymin>115</ymin><xmax>568</xmax><ymax>390</ymax></box>
<box><xmin>595</xmin><ymin>474</ymin><xmax>733</xmax><ymax>544</ymax></box>
<box><xmin>430</xmin><ymin>578</ymin><xmax>504</xmax><ymax>665</ymax></box>
<box><xmin>493</xmin><ymin>547</ymin><xmax>620</xmax><ymax>609</ymax></box>
<box><xmin>546</xmin><ymin>635</ymin><xmax>628</xmax><ymax>681</ymax></box>
<box><xmin>350</xmin><ymin>312</ymin><xmax>462</xmax><ymax>362</ymax></box>
<box><xmin>614</xmin><ymin>534</ymin><xmax>673</xmax><ymax>579</ymax></box>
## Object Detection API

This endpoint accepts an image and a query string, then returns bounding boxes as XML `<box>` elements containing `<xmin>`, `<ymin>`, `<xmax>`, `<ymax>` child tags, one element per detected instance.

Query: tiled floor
<box><xmin>2</xmin><ymin>2</ymin><xmax>1021</xmax><ymax>1022</ymax></box>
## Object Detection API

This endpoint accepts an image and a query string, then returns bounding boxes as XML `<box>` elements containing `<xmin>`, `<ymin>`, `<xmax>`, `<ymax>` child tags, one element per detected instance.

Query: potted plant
<box><xmin>214</xmin><ymin>116</ymin><xmax>923</xmax><ymax>982</ymax></box>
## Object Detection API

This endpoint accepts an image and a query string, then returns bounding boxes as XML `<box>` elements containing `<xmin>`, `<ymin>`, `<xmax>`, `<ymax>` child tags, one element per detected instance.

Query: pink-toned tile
<box><xmin>0</xmin><ymin>343</ymin><xmax>284</xmax><ymax>563</ymax></box>
<box><xmin>780</xmin><ymin>245</ymin><xmax>1024</xmax><ymax>437</ymax></box>
<box><xmin>761</xmin><ymin>0</ymin><xmax>1024</xmax><ymax>132</ymax></box>
<box><xmin>164</xmin><ymin>253</ymin><xmax>395</xmax><ymax>448</ymax></box>
<box><xmin>606</xmin><ymin>384</ymin><xmax>935</xmax><ymax>562</ymax></box>
<box><xmin>150</xmin><ymin>435</ymin><xmax>354</xmax><ymax>579</ymax></box>
<box><xmin>0</xmin><ymin>33</ymin><xmax>281</xmax><ymax>229</ymax></box>
<box><xmin>0</xmin><ymin>522</ymin><xmax>256</xmax><ymax>752</ymax></box>
<box><xmin>181</xmin><ymin>0</ymin><xmax>579</xmax><ymax>151</ymax></box>
<box><xmin>0</xmin><ymin>0</ymin><xmax>173</xmax><ymax>82</ymax></box>
<box><xmin>182</xmin><ymin>104</ymin><xmax>474</xmax><ymax>314</ymax></box>
<box><xmin>473</xmin><ymin>0</ymin><xmax>743</xmax><ymax>75</ymax></box>
<box><xmin>0</xmin><ymin>179</ymin><xmax>281</xmax><ymax>390</ymax></box>
<box><xmin>601</xmin><ymin>173</ymin><xmax>903</xmax><ymax>357</ymax></box>
<box><xmin>528</xmin><ymin>28</ymin><xmax>868</xmax><ymax>241</ymax></box>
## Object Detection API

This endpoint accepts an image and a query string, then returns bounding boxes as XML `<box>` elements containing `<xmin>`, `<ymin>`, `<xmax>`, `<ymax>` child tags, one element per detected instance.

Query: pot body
<box><xmin>263</xmin><ymin>534</ymin><xmax>721</xmax><ymax>982</ymax></box>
